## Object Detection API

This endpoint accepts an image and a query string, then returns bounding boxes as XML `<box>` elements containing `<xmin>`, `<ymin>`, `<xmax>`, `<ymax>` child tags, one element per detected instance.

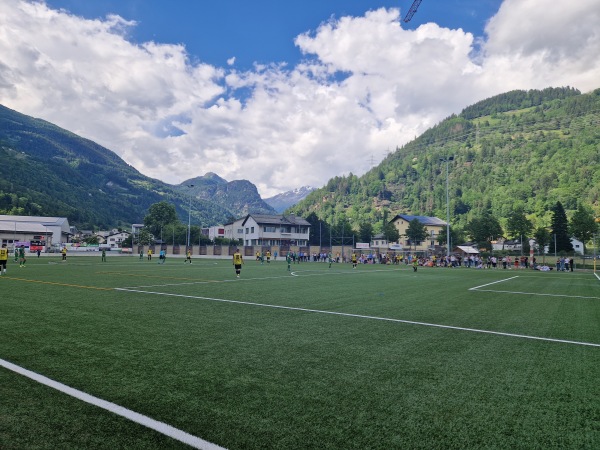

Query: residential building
<box><xmin>206</xmin><ymin>226</ymin><xmax>226</xmax><ymax>241</ymax></box>
<box><xmin>390</xmin><ymin>214</ymin><xmax>447</xmax><ymax>252</ymax></box>
<box><xmin>105</xmin><ymin>231</ymin><xmax>131</xmax><ymax>248</ymax></box>
<box><xmin>494</xmin><ymin>237</ymin><xmax>584</xmax><ymax>255</ymax></box>
<box><xmin>225</xmin><ymin>214</ymin><xmax>310</xmax><ymax>248</ymax></box>
<box><xmin>370</xmin><ymin>233</ymin><xmax>389</xmax><ymax>249</ymax></box>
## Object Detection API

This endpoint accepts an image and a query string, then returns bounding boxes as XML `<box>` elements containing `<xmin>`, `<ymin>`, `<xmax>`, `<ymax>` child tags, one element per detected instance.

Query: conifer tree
<box><xmin>550</xmin><ymin>201</ymin><xmax>573</xmax><ymax>253</ymax></box>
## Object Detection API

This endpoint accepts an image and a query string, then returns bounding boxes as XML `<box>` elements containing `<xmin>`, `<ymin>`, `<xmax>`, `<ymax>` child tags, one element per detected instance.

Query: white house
<box><xmin>370</xmin><ymin>233</ymin><xmax>389</xmax><ymax>249</ymax></box>
<box><xmin>495</xmin><ymin>237</ymin><xmax>586</xmax><ymax>255</ymax></box>
<box><xmin>570</xmin><ymin>237</ymin><xmax>585</xmax><ymax>255</ymax></box>
<box><xmin>224</xmin><ymin>218</ymin><xmax>246</xmax><ymax>243</ymax></box>
<box><xmin>206</xmin><ymin>225</ymin><xmax>226</xmax><ymax>241</ymax></box>
<box><xmin>105</xmin><ymin>231</ymin><xmax>131</xmax><ymax>248</ymax></box>
<box><xmin>225</xmin><ymin>214</ymin><xmax>310</xmax><ymax>247</ymax></box>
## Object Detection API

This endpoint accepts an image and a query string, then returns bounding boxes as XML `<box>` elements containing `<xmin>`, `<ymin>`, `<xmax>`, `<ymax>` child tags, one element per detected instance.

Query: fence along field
<box><xmin>1</xmin><ymin>256</ymin><xmax>599</xmax><ymax>449</ymax></box>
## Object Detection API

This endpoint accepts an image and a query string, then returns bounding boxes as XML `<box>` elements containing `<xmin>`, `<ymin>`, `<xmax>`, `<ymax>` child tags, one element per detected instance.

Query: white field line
<box><xmin>470</xmin><ymin>275</ymin><xmax>600</xmax><ymax>299</ymax></box>
<box><xmin>471</xmin><ymin>289</ymin><xmax>600</xmax><ymax>300</ymax></box>
<box><xmin>595</xmin><ymin>272</ymin><xmax>600</xmax><ymax>281</ymax></box>
<box><xmin>0</xmin><ymin>358</ymin><xmax>225</xmax><ymax>450</ymax></box>
<box><xmin>115</xmin><ymin>288</ymin><xmax>600</xmax><ymax>348</ymax></box>
<box><xmin>469</xmin><ymin>276</ymin><xmax>519</xmax><ymax>290</ymax></box>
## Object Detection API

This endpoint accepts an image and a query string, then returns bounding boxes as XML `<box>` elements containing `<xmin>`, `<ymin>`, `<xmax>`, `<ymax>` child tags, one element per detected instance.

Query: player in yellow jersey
<box><xmin>0</xmin><ymin>244</ymin><xmax>8</xmax><ymax>275</ymax></box>
<box><xmin>233</xmin><ymin>249</ymin><xmax>244</xmax><ymax>278</ymax></box>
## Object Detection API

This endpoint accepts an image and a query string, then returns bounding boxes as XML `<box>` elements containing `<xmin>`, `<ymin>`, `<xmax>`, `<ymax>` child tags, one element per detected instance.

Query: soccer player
<box><xmin>0</xmin><ymin>244</ymin><xmax>8</xmax><ymax>275</ymax></box>
<box><xmin>233</xmin><ymin>248</ymin><xmax>244</xmax><ymax>278</ymax></box>
<box><xmin>266</xmin><ymin>250</ymin><xmax>271</xmax><ymax>264</ymax></box>
<box><xmin>61</xmin><ymin>246</ymin><xmax>67</xmax><ymax>261</ymax></box>
<box><xmin>351</xmin><ymin>253</ymin><xmax>358</xmax><ymax>269</ymax></box>
<box><xmin>147</xmin><ymin>249</ymin><xmax>152</xmax><ymax>260</ymax></box>
<box><xmin>101</xmin><ymin>248</ymin><xmax>106</xmax><ymax>262</ymax></box>
<box><xmin>185</xmin><ymin>249</ymin><xmax>192</xmax><ymax>264</ymax></box>
<box><xmin>286</xmin><ymin>252</ymin><xmax>292</xmax><ymax>271</ymax></box>
<box><xmin>159</xmin><ymin>249</ymin><xmax>166</xmax><ymax>264</ymax></box>
<box><xmin>19</xmin><ymin>245</ymin><xmax>26</xmax><ymax>267</ymax></box>
<box><xmin>328</xmin><ymin>252</ymin><xmax>333</xmax><ymax>268</ymax></box>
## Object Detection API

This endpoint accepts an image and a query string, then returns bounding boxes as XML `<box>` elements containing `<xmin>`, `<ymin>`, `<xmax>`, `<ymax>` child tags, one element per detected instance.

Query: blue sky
<box><xmin>2</xmin><ymin>0</ymin><xmax>599</xmax><ymax>196</ymax></box>
<box><xmin>44</xmin><ymin>1</ymin><xmax>502</xmax><ymax>69</ymax></box>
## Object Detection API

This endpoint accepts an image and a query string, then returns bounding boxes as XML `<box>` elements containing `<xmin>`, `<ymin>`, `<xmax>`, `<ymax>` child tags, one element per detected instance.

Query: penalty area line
<box><xmin>469</xmin><ymin>288</ymin><xmax>600</xmax><ymax>300</ymax></box>
<box><xmin>115</xmin><ymin>288</ymin><xmax>600</xmax><ymax>348</ymax></box>
<box><xmin>469</xmin><ymin>276</ymin><xmax>519</xmax><ymax>291</ymax></box>
<box><xmin>0</xmin><ymin>358</ymin><xmax>225</xmax><ymax>450</ymax></box>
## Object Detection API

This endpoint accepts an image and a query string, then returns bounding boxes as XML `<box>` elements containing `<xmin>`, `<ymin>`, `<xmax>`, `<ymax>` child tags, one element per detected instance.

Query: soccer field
<box><xmin>1</xmin><ymin>256</ymin><xmax>599</xmax><ymax>449</ymax></box>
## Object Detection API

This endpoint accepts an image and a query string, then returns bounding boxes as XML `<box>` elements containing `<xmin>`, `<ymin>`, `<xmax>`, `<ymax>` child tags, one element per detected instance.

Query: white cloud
<box><xmin>478</xmin><ymin>0</ymin><xmax>600</xmax><ymax>93</ymax></box>
<box><xmin>0</xmin><ymin>0</ymin><xmax>599</xmax><ymax>199</ymax></box>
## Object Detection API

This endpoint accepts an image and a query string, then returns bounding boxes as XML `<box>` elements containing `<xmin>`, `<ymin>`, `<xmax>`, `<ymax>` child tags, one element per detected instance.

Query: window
<box><xmin>264</xmin><ymin>226</ymin><xmax>276</xmax><ymax>232</ymax></box>
<box><xmin>251</xmin><ymin>227</ymin><xmax>255</xmax><ymax>233</ymax></box>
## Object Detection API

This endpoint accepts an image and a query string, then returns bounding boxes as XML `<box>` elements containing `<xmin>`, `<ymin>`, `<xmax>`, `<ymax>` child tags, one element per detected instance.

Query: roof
<box><xmin>393</xmin><ymin>214</ymin><xmax>447</xmax><ymax>226</ymax></box>
<box><xmin>0</xmin><ymin>222</ymin><xmax>49</xmax><ymax>234</ymax></box>
<box><xmin>454</xmin><ymin>245</ymin><xmax>480</xmax><ymax>254</ymax></box>
<box><xmin>241</xmin><ymin>214</ymin><xmax>311</xmax><ymax>227</ymax></box>
<box><xmin>0</xmin><ymin>215</ymin><xmax>68</xmax><ymax>226</ymax></box>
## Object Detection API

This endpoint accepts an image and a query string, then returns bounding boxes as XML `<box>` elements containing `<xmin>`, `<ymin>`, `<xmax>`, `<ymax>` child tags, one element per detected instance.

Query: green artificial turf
<box><xmin>1</xmin><ymin>256</ymin><xmax>599</xmax><ymax>449</ymax></box>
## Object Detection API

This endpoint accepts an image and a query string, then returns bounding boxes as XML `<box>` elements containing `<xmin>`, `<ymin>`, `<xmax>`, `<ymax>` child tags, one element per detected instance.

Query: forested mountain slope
<box><xmin>289</xmin><ymin>87</ymin><xmax>600</xmax><ymax>233</ymax></box>
<box><xmin>0</xmin><ymin>105</ymin><xmax>266</xmax><ymax>228</ymax></box>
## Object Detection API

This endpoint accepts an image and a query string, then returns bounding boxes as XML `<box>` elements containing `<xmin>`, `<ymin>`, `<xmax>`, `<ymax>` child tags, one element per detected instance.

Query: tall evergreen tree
<box><xmin>550</xmin><ymin>201</ymin><xmax>573</xmax><ymax>253</ymax></box>
<box><xmin>305</xmin><ymin>212</ymin><xmax>329</xmax><ymax>246</ymax></box>
<box><xmin>382</xmin><ymin>209</ymin><xmax>400</xmax><ymax>243</ymax></box>
<box><xmin>358</xmin><ymin>222</ymin><xmax>374</xmax><ymax>244</ymax></box>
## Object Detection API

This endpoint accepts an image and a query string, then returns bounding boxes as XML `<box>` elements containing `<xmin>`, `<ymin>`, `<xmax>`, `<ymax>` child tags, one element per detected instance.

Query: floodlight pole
<box><xmin>186</xmin><ymin>184</ymin><xmax>194</xmax><ymax>250</ymax></box>
<box><xmin>440</xmin><ymin>156</ymin><xmax>454</xmax><ymax>257</ymax></box>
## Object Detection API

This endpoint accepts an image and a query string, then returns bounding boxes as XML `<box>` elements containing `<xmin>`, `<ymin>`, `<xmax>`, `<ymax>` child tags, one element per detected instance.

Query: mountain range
<box><xmin>0</xmin><ymin>104</ymin><xmax>280</xmax><ymax>229</ymax></box>
<box><xmin>264</xmin><ymin>186</ymin><xmax>316</xmax><ymax>212</ymax></box>
<box><xmin>2</xmin><ymin>85</ymin><xmax>599</xmax><ymax>235</ymax></box>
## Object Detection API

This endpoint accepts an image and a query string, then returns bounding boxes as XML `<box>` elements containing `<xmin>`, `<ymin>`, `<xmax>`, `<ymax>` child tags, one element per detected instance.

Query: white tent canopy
<box><xmin>453</xmin><ymin>245</ymin><xmax>480</xmax><ymax>255</ymax></box>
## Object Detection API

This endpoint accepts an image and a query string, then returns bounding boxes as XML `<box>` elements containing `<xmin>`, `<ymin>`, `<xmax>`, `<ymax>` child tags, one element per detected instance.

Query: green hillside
<box><xmin>289</xmin><ymin>87</ymin><xmax>600</xmax><ymax>234</ymax></box>
<box><xmin>0</xmin><ymin>105</ymin><xmax>271</xmax><ymax>228</ymax></box>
